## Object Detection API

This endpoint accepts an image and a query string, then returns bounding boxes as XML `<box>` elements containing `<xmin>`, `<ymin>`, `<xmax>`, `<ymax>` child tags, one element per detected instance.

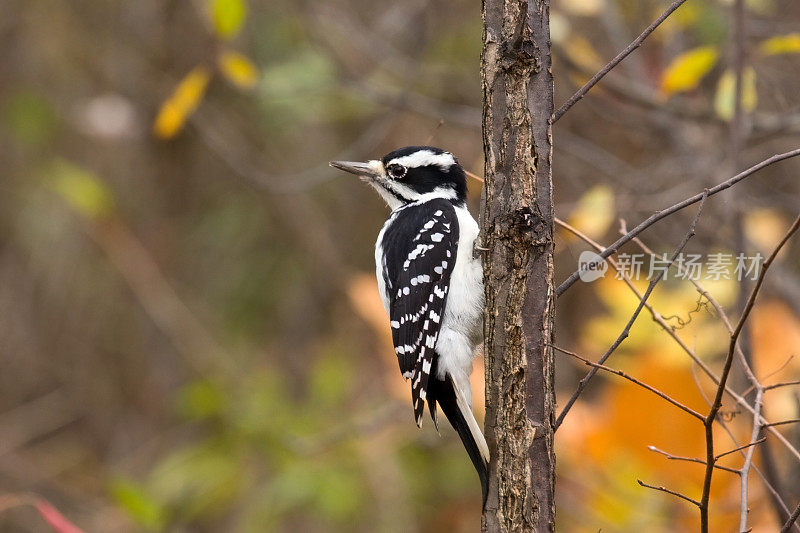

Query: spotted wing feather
<box><xmin>380</xmin><ymin>199</ymin><xmax>459</xmax><ymax>427</ymax></box>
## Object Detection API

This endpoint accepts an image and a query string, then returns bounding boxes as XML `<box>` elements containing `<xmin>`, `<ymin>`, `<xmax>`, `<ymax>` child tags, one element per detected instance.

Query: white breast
<box><xmin>441</xmin><ymin>205</ymin><xmax>483</xmax><ymax>342</ymax></box>
<box><xmin>434</xmin><ymin>204</ymin><xmax>483</xmax><ymax>394</ymax></box>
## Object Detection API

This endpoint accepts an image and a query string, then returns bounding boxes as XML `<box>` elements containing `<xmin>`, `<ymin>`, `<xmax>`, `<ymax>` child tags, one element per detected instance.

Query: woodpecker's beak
<box><xmin>329</xmin><ymin>160</ymin><xmax>382</xmax><ymax>180</ymax></box>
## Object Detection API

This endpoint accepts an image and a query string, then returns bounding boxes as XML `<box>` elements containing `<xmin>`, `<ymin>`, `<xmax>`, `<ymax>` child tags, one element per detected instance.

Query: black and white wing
<box><xmin>380</xmin><ymin>199</ymin><xmax>459</xmax><ymax>427</ymax></box>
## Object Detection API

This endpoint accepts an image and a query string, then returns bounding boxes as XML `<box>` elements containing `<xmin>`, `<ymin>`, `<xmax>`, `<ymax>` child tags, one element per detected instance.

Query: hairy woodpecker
<box><xmin>331</xmin><ymin>146</ymin><xmax>489</xmax><ymax>502</ymax></box>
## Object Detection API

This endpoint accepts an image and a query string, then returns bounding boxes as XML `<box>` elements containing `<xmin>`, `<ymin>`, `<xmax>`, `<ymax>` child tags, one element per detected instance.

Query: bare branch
<box><xmin>783</xmin><ymin>503</ymin><xmax>800</xmax><ymax>533</ymax></box>
<box><xmin>763</xmin><ymin>419</ymin><xmax>800</xmax><ymax>429</ymax></box>
<box><xmin>552</xmin><ymin>0</ymin><xmax>689</xmax><ymax>122</ymax></box>
<box><xmin>703</xmin><ymin>380</ymin><xmax>798</xmax><ymax>527</ymax></box>
<box><xmin>647</xmin><ymin>446</ymin><xmax>739</xmax><ymax>474</ymax></box>
<box><xmin>555</xmin><ymin>193</ymin><xmax>707</xmax><ymax>428</ymax></box>
<box><xmin>730</xmin><ymin>213</ymin><xmax>800</xmax><ymax>342</ymax></box>
<box><xmin>740</xmin><ymin>389</ymin><xmax>763</xmax><ymax>533</ymax></box>
<box><xmin>626</xmin><ymin>226</ymin><xmax>800</xmax><ymax>465</ymax></box>
<box><xmin>553</xmin><ymin>345</ymin><xmax>704</xmax><ymax>421</ymax></box>
<box><xmin>715</xmin><ymin>438</ymin><xmax>767</xmax><ymax>462</ymax></box>
<box><xmin>765</xmin><ymin>380</ymin><xmax>800</xmax><ymax>391</ymax></box>
<box><xmin>620</xmin><ymin>214</ymin><xmax>800</xmax><ymax>530</ymax></box>
<box><xmin>637</xmin><ymin>479</ymin><xmax>701</xmax><ymax>507</ymax></box>
<box><xmin>556</xmin><ymin>150</ymin><xmax>800</xmax><ymax>297</ymax></box>
<box><xmin>555</xmin><ymin>45</ymin><xmax>800</xmax><ymax>138</ymax></box>
<box><xmin>700</xmin><ymin>214</ymin><xmax>800</xmax><ymax>532</ymax></box>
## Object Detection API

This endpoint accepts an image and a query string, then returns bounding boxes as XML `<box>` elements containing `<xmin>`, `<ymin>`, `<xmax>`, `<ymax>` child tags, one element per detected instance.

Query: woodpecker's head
<box><xmin>330</xmin><ymin>146</ymin><xmax>467</xmax><ymax>209</ymax></box>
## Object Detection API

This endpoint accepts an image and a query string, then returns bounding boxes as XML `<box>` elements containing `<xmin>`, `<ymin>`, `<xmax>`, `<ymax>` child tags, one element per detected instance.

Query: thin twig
<box><xmin>555</xmin><ymin>43</ymin><xmax>800</xmax><ymax>137</ymax></box>
<box><xmin>707</xmin><ymin>380</ymin><xmax>798</xmax><ymax>527</ymax></box>
<box><xmin>763</xmin><ymin>419</ymin><xmax>800</xmax><ymax>428</ymax></box>
<box><xmin>553</xmin><ymin>344</ymin><xmax>704</xmax><ymax>420</ymax></box>
<box><xmin>690</xmin><ymin>349</ymin><xmax>797</xmax><ymax>526</ymax></box>
<box><xmin>783</xmin><ymin>502</ymin><xmax>800</xmax><ymax>533</ymax></box>
<box><xmin>699</xmin><ymin>214</ymin><xmax>800</xmax><ymax>532</ymax></box>
<box><xmin>637</xmin><ymin>479</ymin><xmax>701</xmax><ymax>507</ymax></box>
<box><xmin>555</xmin><ymin>193</ymin><xmax>707</xmax><ymax>429</ymax></box>
<box><xmin>552</xmin><ymin>0</ymin><xmax>689</xmax><ymax>122</ymax></box>
<box><xmin>626</xmin><ymin>224</ymin><xmax>800</xmax><ymax>465</ymax></box>
<box><xmin>647</xmin><ymin>446</ymin><xmax>740</xmax><ymax>474</ymax></box>
<box><xmin>465</xmin><ymin>169</ymin><xmax>484</xmax><ymax>183</ymax></box>
<box><xmin>556</xmin><ymin>150</ymin><xmax>800</xmax><ymax>297</ymax></box>
<box><xmin>558</xmin><ymin>211</ymin><xmax>800</xmax><ymax>524</ymax></box>
<box><xmin>766</xmin><ymin>380</ymin><xmax>800</xmax><ymax>391</ymax></box>
<box><xmin>740</xmin><ymin>389</ymin><xmax>763</xmax><ymax>532</ymax></box>
<box><xmin>715</xmin><ymin>438</ymin><xmax>767</xmax><ymax>461</ymax></box>
<box><xmin>425</xmin><ymin>119</ymin><xmax>445</xmax><ymax>145</ymax></box>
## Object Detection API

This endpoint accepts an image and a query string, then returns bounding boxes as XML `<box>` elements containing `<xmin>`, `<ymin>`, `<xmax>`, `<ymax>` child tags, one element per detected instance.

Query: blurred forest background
<box><xmin>1</xmin><ymin>0</ymin><xmax>800</xmax><ymax>531</ymax></box>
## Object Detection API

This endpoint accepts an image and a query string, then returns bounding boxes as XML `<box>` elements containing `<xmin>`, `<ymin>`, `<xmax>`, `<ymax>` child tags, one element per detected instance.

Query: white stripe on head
<box><xmin>387</xmin><ymin>150</ymin><xmax>456</xmax><ymax>171</ymax></box>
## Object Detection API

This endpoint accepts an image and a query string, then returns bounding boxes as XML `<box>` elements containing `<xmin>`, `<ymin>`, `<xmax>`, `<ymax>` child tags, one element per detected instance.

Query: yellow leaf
<box><xmin>209</xmin><ymin>0</ymin><xmax>247</xmax><ymax>39</ymax></box>
<box><xmin>217</xmin><ymin>51</ymin><xmax>258</xmax><ymax>90</ymax></box>
<box><xmin>713</xmin><ymin>67</ymin><xmax>757</xmax><ymax>121</ymax></box>
<box><xmin>759</xmin><ymin>33</ymin><xmax>800</xmax><ymax>55</ymax></box>
<box><xmin>566</xmin><ymin>185</ymin><xmax>615</xmax><ymax>240</ymax></box>
<box><xmin>660</xmin><ymin>46</ymin><xmax>719</xmax><ymax>96</ymax></box>
<box><xmin>48</xmin><ymin>159</ymin><xmax>114</xmax><ymax>219</ymax></box>
<box><xmin>153</xmin><ymin>66</ymin><xmax>211</xmax><ymax>139</ymax></box>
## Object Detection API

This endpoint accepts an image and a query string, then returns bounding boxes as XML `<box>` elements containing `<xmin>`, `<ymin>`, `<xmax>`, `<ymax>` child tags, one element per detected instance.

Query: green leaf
<box><xmin>2</xmin><ymin>90</ymin><xmax>58</xmax><ymax>147</ymax></box>
<box><xmin>661</xmin><ymin>46</ymin><xmax>719</xmax><ymax>96</ymax></box>
<box><xmin>209</xmin><ymin>0</ymin><xmax>247</xmax><ymax>39</ymax></box>
<box><xmin>48</xmin><ymin>160</ymin><xmax>115</xmax><ymax>219</ymax></box>
<box><xmin>177</xmin><ymin>380</ymin><xmax>226</xmax><ymax>420</ymax></box>
<box><xmin>148</xmin><ymin>442</ymin><xmax>244</xmax><ymax>519</ymax></box>
<box><xmin>110</xmin><ymin>478</ymin><xmax>167</xmax><ymax>531</ymax></box>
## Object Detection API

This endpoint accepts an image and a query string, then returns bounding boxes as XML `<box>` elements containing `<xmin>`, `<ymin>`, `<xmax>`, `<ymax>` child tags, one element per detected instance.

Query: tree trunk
<box><xmin>479</xmin><ymin>0</ymin><xmax>556</xmax><ymax>531</ymax></box>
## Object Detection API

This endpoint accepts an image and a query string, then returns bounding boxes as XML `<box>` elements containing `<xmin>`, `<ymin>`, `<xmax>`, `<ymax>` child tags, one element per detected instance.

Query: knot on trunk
<box><xmin>496</xmin><ymin>205</ymin><xmax>547</xmax><ymax>246</ymax></box>
<box><xmin>499</xmin><ymin>39</ymin><xmax>538</xmax><ymax>74</ymax></box>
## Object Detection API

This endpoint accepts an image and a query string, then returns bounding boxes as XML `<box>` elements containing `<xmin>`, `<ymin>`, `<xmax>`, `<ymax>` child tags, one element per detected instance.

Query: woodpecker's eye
<box><xmin>386</xmin><ymin>163</ymin><xmax>407</xmax><ymax>179</ymax></box>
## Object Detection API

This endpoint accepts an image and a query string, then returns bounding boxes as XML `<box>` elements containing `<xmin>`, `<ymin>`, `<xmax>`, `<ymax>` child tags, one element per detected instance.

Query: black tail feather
<box><xmin>428</xmin><ymin>395</ymin><xmax>440</xmax><ymax>433</ymax></box>
<box><xmin>428</xmin><ymin>375</ymin><xmax>489</xmax><ymax>506</ymax></box>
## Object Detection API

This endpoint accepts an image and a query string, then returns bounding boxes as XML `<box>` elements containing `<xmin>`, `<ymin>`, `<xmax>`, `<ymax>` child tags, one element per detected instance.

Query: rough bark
<box><xmin>479</xmin><ymin>0</ymin><xmax>555</xmax><ymax>531</ymax></box>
